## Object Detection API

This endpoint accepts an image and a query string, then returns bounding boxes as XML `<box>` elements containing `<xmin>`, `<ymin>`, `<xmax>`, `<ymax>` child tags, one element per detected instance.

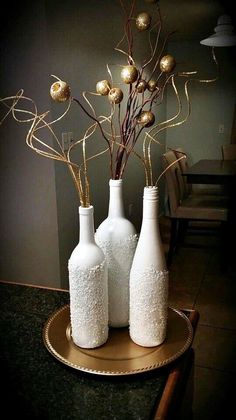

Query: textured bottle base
<box><xmin>95</xmin><ymin>233</ymin><xmax>138</xmax><ymax>327</ymax></box>
<box><xmin>129</xmin><ymin>266</ymin><xmax>169</xmax><ymax>347</ymax></box>
<box><xmin>68</xmin><ymin>259</ymin><xmax>108</xmax><ymax>348</ymax></box>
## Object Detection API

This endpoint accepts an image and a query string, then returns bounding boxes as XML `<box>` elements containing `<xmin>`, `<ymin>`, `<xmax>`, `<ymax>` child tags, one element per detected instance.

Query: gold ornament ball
<box><xmin>136</xmin><ymin>79</ymin><xmax>148</xmax><ymax>93</ymax></box>
<box><xmin>108</xmin><ymin>88</ymin><xmax>124</xmax><ymax>104</ymax></box>
<box><xmin>160</xmin><ymin>55</ymin><xmax>176</xmax><ymax>73</ymax></box>
<box><xmin>50</xmin><ymin>80</ymin><xmax>71</xmax><ymax>102</ymax></box>
<box><xmin>96</xmin><ymin>80</ymin><xmax>111</xmax><ymax>96</ymax></box>
<box><xmin>136</xmin><ymin>12</ymin><xmax>151</xmax><ymax>31</ymax></box>
<box><xmin>148</xmin><ymin>79</ymin><xmax>157</xmax><ymax>92</ymax></box>
<box><xmin>121</xmin><ymin>65</ymin><xmax>138</xmax><ymax>84</ymax></box>
<box><xmin>137</xmin><ymin>111</ymin><xmax>155</xmax><ymax>127</ymax></box>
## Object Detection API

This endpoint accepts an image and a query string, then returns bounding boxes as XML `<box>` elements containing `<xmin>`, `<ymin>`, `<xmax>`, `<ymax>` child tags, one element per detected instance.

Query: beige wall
<box><xmin>0</xmin><ymin>1</ymin><xmax>61</xmax><ymax>287</ymax></box>
<box><xmin>166</xmin><ymin>41</ymin><xmax>236</xmax><ymax>164</ymax></box>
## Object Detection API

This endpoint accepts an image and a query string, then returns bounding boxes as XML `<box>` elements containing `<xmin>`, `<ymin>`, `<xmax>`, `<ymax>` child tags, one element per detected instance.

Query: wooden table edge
<box><xmin>153</xmin><ymin>309</ymin><xmax>199</xmax><ymax>420</ymax></box>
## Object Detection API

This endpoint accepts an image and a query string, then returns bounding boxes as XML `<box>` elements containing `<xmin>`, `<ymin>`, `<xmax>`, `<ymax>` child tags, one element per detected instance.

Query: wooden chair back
<box><xmin>173</xmin><ymin>148</ymin><xmax>192</xmax><ymax>195</ymax></box>
<box><xmin>222</xmin><ymin>144</ymin><xmax>236</xmax><ymax>160</ymax></box>
<box><xmin>161</xmin><ymin>150</ymin><xmax>185</xmax><ymax>217</ymax></box>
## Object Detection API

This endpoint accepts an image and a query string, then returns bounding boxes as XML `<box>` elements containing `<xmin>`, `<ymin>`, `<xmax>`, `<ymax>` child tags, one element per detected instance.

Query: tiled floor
<box><xmin>160</xmin><ymin>217</ymin><xmax>236</xmax><ymax>420</ymax></box>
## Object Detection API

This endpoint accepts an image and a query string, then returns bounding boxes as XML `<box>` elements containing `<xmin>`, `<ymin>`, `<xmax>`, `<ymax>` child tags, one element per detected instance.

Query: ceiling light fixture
<box><xmin>200</xmin><ymin>14</ymin><xmax>236</xmax><ymax>47</ymax></box>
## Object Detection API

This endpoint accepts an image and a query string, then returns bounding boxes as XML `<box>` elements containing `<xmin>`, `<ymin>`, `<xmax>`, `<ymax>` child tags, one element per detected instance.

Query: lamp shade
<box><xmin>200</xmin><ymin>14</ymin><xmax>236</xmax><ymax>47</ymax></box>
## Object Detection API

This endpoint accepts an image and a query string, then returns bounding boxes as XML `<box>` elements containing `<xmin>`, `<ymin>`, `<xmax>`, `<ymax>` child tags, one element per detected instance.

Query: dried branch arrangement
<box><xmin>0</xmin><ymin>0</ymin><xmax>218</xmax><ymax>206</ymax></box>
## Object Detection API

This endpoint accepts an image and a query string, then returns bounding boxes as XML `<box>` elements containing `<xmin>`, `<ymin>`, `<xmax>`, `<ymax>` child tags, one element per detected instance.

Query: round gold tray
<box><xmin>43</xmin><ymin>305</ymin><xmax>193</xmax><ymax>376</ymax></box>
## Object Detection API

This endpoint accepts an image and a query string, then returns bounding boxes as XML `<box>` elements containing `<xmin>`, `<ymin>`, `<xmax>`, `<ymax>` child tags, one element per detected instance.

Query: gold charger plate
<box><xmin>43</xmin><ymin>305</ymin><xmax>193</xmax><ymax>376</ymax></box>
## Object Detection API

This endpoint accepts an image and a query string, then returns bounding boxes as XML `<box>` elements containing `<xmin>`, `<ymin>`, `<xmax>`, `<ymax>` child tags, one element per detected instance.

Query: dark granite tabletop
<box><xmin>0</xmin><ymin>282</ymin><xmax>188</xmax><ymax>419</ymax></box>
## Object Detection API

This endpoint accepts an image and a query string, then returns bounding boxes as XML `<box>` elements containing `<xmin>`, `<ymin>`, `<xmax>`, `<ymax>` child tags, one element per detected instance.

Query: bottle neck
<box><xmin>108</xmin><ymin>179</ymin><xmax>125</xmax><ymax>218</ymax></box>
<box><xmin>79</xmin><ymin>206</ymin><xmax>95</xmax><ymax>244</ymax></box>
<box><xmin>142</xmin><ymin>186</ymin><xmax>158</xmax><ymax>220</ymax></box>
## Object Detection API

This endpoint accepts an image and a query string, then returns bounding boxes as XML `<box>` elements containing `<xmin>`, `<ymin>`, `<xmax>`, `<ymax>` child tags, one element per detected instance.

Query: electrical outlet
<box><xmin>218</xmin><ymin>124</ymin><xmax>224</xmax><ymax>134</ymax></box>
<box><xmin>68</xmin><ymin>132</ymin><xmax>73</xmax><ymax>146</ymax></box>
<box><xmin>62</xmin><ymin>132</ymin><xmax>69</xmax><ymax>151</ymax></box>
<box><xmin>62</xmin><ymin>132</ymin><xmax>73</xmax><ymax>151</ymax></box>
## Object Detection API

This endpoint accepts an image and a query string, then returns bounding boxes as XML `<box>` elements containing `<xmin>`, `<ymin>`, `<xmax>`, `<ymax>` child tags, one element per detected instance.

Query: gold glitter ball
<box><xmin>121</xmin><ymin>65</ymin><xmax>138</xmax><ymax>84</ymax></box>
<box><xmin>108</xmin><ymin>88</ymin><xmax>124</xmax><ymax>104</ymax></box>
<box><xmin>96</xmin><ymin>80</ymin><xmax>111</xmax><ymax>96</ymax></box>
<box><xmin>136</xmin><ymin>12</ymin><xmax>151</xmax><ymax>31</ymax></box>
<box><xmin>50</xmin><ymin>80</ymin><xmax>71</xmax><ymax>102</ymax></box>
<box><xmin>136</xmin><ymin>79</ymin><xmax>148</xmax><ymax>93</ymax></box>
<box><xmin>137</xmin><ymin>111</ymin><xmax>155</xmax><ymax>127</ymax></box>
<box><xmin>148</xmin><ymin>79</ymin><xmax>157</xmax><ymax>92</ymax></box>
<box><xmin>160</xmin><ymin>55</ymin><xmax>176</xmax><ymax>73</ymax></box>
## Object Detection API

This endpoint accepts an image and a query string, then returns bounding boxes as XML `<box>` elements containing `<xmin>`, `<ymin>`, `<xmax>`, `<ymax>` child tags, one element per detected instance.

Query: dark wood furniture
<box><xmin>0</xmin><ymin>281</ymin><xmax>199</xmax><ymax>420</ymax></box>
<box><xmin>182</xmin><ymin>159</ymin><xmax>236</xmax><ymax>185</ymax></box>
<box><xmin>161</xmin><ymin>152</ymin><xmax>228</xmax><ymax>267</ymax></box>
<box><xmin>183</xmin><ymin>159</ymin><xmax>236</xmax><ymax>268</ymax></box>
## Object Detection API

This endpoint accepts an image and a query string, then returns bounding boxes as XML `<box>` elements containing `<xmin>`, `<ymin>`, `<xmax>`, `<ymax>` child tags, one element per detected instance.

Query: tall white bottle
<box><xmin>129</xmin><ymin>186</ymin><xmax>169</xmax><ymax>347</ymax></box>
<box><xmin>95</xmin><ymin>179</ymin><xmax>138</xmax><ymax>327</ymax></box>
<box><xmin>68</xmin><ymin>205</ymin><xmax>108</xmax><ymax>348</ymax></box>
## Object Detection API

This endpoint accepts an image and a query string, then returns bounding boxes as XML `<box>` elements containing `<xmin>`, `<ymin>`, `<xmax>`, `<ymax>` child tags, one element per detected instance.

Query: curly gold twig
<box><xmin>155</xmin><ymin>154</ymin><xmax>187</xmax><ymax>185</ymax></box>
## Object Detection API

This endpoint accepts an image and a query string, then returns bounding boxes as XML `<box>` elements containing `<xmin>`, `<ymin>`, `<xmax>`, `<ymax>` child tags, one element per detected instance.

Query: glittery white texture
<box><xmin>95</xmin><ymin>233</ymin><xmax>138</xmax><ymax>327</ymax></box>
<box><xmin>68</xmin><ymin>258</ymin><xmax>108</xmax><ymax>348</ymax></box>
<box><xmin>129</xmin><ymin>266</ymin><xmax>169</xmax><ymax>347</ymax></box>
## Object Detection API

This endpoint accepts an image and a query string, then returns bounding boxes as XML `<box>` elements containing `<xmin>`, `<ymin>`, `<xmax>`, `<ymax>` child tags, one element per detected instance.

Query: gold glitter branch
<box><xmin>90</xmin><ymin>0</ymin><xmax>184</xmax><ymax>181</ymax></box>
<box><xmin>0</xmin><ymin>83</ymin><xmax>111</xmax><ymax>207</ymax></box>
<box><xmin>140</xmin><ymin>47</ymin><xmax>219</xmax><ymax>186</ymax></box>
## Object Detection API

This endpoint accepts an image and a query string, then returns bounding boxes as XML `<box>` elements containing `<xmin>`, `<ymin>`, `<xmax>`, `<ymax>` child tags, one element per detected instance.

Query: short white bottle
<box><xmin>68</xmin><ymin>205</ymin><xmax>108</xmax><ymax>348</ymax></box>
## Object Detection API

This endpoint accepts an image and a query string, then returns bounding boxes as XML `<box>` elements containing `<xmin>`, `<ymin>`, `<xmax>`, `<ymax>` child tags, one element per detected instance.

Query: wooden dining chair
<box><xmin>161</xmin><ymin>150</ymin><xmax>229</xmax><ymax>266</ymax></box>
<box><xmin>221</xmin><ymin>144</ymin><xmax>236</xmax><ymax>160</ymax></box>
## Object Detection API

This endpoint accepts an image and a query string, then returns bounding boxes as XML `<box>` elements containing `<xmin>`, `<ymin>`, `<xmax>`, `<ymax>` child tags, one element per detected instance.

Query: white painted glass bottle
<box><xmin>68</xmin><ymin>205</ymin><xmax>108</xmax><ymax>348</ymax></box>
<box><xmin>95</xmin><ymin>179</ymin><xmax>138</xmax><ymax>327</ymax></box>
<box><xmin>129</xmin><ymin>186</ymin><xmax>169</xmax><ymax>347</ymax></box>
